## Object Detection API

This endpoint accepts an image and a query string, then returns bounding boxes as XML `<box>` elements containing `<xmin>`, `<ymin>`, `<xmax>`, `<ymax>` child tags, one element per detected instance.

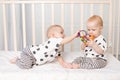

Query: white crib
<box><xmin>0</xmin><ymin>0</ymin><xmax>120</xmax><ymax>80</ymax></box>
<box><xmin>0</xmin><ymin>0</ymin><xmax>120</xmax><ymax>57</ymax></box>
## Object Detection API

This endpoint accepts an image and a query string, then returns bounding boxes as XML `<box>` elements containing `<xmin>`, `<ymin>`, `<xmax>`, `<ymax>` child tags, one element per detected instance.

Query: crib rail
<box><xmin>0</xmin><ymin>0</ymin><xmax>110</xmax><ymax>4</ymax></box>
<box><xmin>0</xmin><ymin>0</ymin><xmax>120</xmax><ymax>59</ymax></box>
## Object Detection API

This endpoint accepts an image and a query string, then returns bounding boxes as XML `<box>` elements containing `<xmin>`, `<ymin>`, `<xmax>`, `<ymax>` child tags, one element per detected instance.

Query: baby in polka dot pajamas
<box><xmin>71</xmin><ymin>15</ymin><xmax>108</xmax><ymax>69</ymax></box>
<box><xmin>10</xmin><ymin>24</ymin><xmax>78</xmax><ymax>69</ymax></box>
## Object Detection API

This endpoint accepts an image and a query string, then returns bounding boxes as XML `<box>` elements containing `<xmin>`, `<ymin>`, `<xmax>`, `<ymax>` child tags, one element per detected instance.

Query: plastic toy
<box><xmin>77</xmin><ymin>30</ymin><xmax>95</xmax><ymax>45</ymax></box>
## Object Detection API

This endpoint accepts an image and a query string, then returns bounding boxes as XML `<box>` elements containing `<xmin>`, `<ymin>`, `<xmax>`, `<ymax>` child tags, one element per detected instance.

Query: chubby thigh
<box><xmin>16</xmin><ymin>47</ymin><xmax>36</xmax><ymax>69</ymax></box>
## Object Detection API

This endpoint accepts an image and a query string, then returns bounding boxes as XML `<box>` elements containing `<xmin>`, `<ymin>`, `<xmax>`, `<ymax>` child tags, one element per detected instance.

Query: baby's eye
<box><xmin>88</xmin><ymin>29</ymin><xmax>90</xmax><ymax>31</ymax></box>
<box><xmin>92</xmin><ymin>29</ymin><xmax>96</xmax><ymax>31</ymax></box>
<box><xmin>61</xmin><ymin>32</ymin><xmax>63</xmax><ymax>34</ymax></box>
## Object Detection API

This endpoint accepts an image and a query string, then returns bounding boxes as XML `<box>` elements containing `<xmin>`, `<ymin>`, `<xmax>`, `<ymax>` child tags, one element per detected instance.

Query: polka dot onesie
<box><xmin>16</xmin><ymin>38</ymin><xmax>63</xmax><ymax>69</ymax></box>
<box><xmin>30</xmin><ymin>38</ymin><xmax>63</xmax><ymax>65</ymax></box>
<box><xmin>72</xmin><ymin>35</ymin><xmax>107</xmax><ymax>69</ymax></box>
<box><xmin>84</xmin><ymin>35</ymin><xmax>107</xmax><ymax>59</ymax></box>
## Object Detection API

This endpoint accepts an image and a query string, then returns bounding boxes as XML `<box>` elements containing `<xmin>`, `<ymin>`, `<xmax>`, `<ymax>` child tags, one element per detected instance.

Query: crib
<box><xmin>0</xmin><ymin>0</ymin><xmax>120</xmax><ymax>80</ymax></box>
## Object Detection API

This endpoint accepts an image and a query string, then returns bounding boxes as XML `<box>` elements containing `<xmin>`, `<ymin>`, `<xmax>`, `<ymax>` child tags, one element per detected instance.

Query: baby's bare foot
<box><xmin>72</xmin><ymin>63</ymin><xmax>80</xmax><ymax>69</ymax></box>
<box><xmin>10</xmin><ymin>57</ymin><xmax>17</xmax><ymax>64</ymax></box>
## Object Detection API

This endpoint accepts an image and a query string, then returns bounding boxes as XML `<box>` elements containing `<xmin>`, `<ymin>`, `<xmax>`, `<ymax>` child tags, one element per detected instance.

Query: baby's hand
<box><xmin>75</xmin><ymin>30</ymin><xmax>80</xmax><ymax>38</ymax></box>
<box><xmin>87</xmin><ymin>40</ymin><xmax>95</xmax><ymax>47</ymax></box>
<box><xmin>81</xmin><ymin>42</ymin><xmax>86</xmax><ymax>50</ymax></box>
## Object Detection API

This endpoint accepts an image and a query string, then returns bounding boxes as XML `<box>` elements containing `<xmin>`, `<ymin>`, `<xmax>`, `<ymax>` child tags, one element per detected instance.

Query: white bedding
<box><xmin>0</xmin><ymin>51</ymin><xmax>120</xmax><ymax>80</ymax></box>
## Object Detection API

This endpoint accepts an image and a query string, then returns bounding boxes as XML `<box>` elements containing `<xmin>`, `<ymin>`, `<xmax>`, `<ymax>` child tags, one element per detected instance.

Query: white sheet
<box><xmin>0</xmin><ymin>51</ymin><xmax>120</xmax><ymax>80</ymax></box>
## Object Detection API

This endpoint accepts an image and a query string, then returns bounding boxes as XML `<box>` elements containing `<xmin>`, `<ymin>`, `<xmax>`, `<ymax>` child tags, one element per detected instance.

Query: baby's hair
<box><xmin>87</xmin><ymin>15</ymin><xmax>103</xmax><ymax>29</ymax></box>
<box><xmin>47</xmin><ymin>24</ymin><xmax>63</xmax><ymax>38</ymax></box>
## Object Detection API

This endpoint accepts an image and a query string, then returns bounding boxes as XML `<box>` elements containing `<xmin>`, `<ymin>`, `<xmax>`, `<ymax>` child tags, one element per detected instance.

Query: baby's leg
<box><xmin>16</xmin><ymin>54</ymin><xmax>34</xmax><ymax>69</ymax></box>
<box><xmin>72</xmin><ymin>57</ymin><xmax>107</xmax><ymax>69</ymax></box>
<box><xmin>16</xmin><ymin>47</ymin><xmax>36</xmax><ymax>69</ymax></box>
<box><xmin>71</xmin><ymin>57</ymin><xmax>85</xmax><ymax>69</ymax></box>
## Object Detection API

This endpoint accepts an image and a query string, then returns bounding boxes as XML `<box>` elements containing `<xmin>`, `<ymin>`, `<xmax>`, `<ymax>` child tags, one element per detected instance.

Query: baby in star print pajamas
<box><xmin>71</xmin><ymin>15</ymin><xmax>107</xmax><ymax>69</ymax></box>
<box><xmin>10</xmin><ymin>24</ymin><xmax>78</xmax><ymax>69</ymax></box>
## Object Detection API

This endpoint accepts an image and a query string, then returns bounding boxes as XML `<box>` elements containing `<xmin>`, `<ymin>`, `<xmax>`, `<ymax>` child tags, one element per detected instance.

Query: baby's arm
<box><xmin>87</xmin><ymin>40</ymin><xmax>104</xmax><ymax>54</ymax></box>
<box><xmin>56</xmin><ymin>31</ymin><xmax>79</xmax><ymax>68</ymax></box>
<box><xmin>60</xmin><ymin>31</ymin><xmax>78</xmax><ymax>45</ymax></box>
<box><xmin>81</xmin><ymin>43</ymin><xmax>86</xmax><ymax>50</ymax></box>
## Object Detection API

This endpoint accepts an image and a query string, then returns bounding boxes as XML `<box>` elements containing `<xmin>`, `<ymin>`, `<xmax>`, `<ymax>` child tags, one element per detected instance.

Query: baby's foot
<box><xmin>62</xmin><ymin>63</ymin><xmax>73</xmax><ymax>69</ymax></box>
<box><xmin>10</xmin><ymin>57</ymin><xmax>17</xmax><ymax>64</ymax></box>
<box><xmin>72</xmin><ymin>63</ymin><xmax>80</xmax><ymax>69</ymax></box>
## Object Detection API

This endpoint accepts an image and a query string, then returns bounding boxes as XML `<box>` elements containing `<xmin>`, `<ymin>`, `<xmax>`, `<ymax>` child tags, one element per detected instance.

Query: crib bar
<box><xmin>31</xmin><ymin>4</ymin><xmax>36</xmax><ymax>45</ymax></box>
<box><xmin>51</xmin><ymin>4</ymin><xmax>54</xmax><ymax>24</ymax></box>
<box><xmin>2</xmin><ymin>4</ymin><xmax>8</xmax><ymax>51</ymax></box>
<box><xmin>108</xmin><ymin>0</ymin><xmax>113</xmax><ymax>54</ymax></box>
<box><xmin>116</xmin><ymin>28</ymin><xmax>119</xmax><ymax>59</ymax></box>
<box><xmin>61</xmin><ymin>4</ymin><xmax>64</xmax><ymax>27</ymax></box>
<box><xmin>100</xmin><ymin>4</ymin><xmax>103</xmax><ymax>17</ymax></box>
<box><xmin>22</xmin><ymin>4</ymin><xmax>27</xmax><ymax>48</ymax></box>
<box><xmin>116</xmin><ymin>1</ymin><xmax>120</xmax><ymax>59</ymax></box>
<box><xmin>90</xmin><ymin>4</ymin><xmax>93</xmax><ymax>16</ymax></box>
<box><xmin>70</xmin><ymin>4</ymin><xmax>74</xmax><ymax>51</ymax></box>
<box><xmin>79</xmin><ymin>4</ymin><xmax>84</xmax><ymax>51</ymax></box>
<box><xmin>41</xmin><ymin>4</ymin><xmax>45</xmax><ymax>42</ymax></box>
<box><xmin>1</xmin><ymin>0</ymin><xmax>119</xmax><ymax>60</ymax></box>
<box><xmin>60</xmin><ymin>4</ymin><xmax>65</xmax><ymax>51</ymax></box>
<box><xmin>0</xmin><ymin>0</ymin><xmax>110</xmax><ymax>4</ymax></box>
<box><xmin>112</xmin><ymin>0</ymin><xmax>116</xmax><ymax>57</ymax></box>
<box><xmin>80</xmin><ymin>4</ymin><xmax>83</xmax><ymax>29</ymax></box>
<box><xmin>12</xmin><ymin>3</ymin><xmax>17</xmax><ymax>51</ymax></box>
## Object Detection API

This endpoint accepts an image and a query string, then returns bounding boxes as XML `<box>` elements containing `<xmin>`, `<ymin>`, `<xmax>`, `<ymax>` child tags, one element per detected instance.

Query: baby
<box><xmin>10</xmin><ymin>24</ymin><xmax>78</xmax><ymax>69</ymax></box>
<box><xmin>71</xmin><ymin>15</ymin><xmax>107</xmax><ymax>69</ymax></box>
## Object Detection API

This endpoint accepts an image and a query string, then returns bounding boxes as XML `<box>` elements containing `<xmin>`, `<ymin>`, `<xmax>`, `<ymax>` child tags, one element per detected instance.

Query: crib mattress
<box><xmin>0</xmin><ymin>51</ymin><xmax>120</xmax><ymax>80</ymax></box>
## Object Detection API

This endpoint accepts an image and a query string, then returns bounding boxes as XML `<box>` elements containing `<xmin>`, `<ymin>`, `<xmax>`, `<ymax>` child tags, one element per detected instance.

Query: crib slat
<box><xmin>12</xmin><ymin>3</ymin><xmax>17</xmax><ymax>51</ymax></box>
<box><xmin>116</xmin><ymin>25</ymin><xmax>119</xmax><ymax>59</ymax></box>
<box><xmin>108</xmin><ymin>0</ymin><xmax>113</xmax><ymax>55</ymax></box>
<box><xmin>116</xmin><ymin>0</ymin><xmax>120</xmax><ymax>59</ymax></box>
<box><xmin>112</xmin><ymin>0</ymin><xmax>116</xmax><ymax>57</ymax></box>
<box><xmin>61</xmin><ymin>4</ymin><xmax>64</xmax><ymax>27</ymax></box>
<box><xmin>90</xmin><ymin>4</ymin><xmax>93</xmax><ymax>16</ymax></box>
<box><xmin>112</xmin><ymin>0</ymin><xmax>116</xmax><ymax>58</ymax></box>
<box><xmin>100</xmin><ymin>4</ymin><xmax>103</xmax><ymax>17</ymax></box>
<box><xmin>41</xmin><ymin>4</ymin><xmax>45</xmax><ymax>42</ymax></box>
<box><xmin>2</xmin><ymin>4</ymin><xmax>8</xmax><ymax>51</ymax></box>
<box><xmin>60</xmin><ymin>4</ymin><xmax>65</xmax><ymax>51</ymax></box>
<box><xmin>31</xmin><ymin>4</ymin><xmax>36</xmax><ymax>45</ymax></box>
<box><xmin>0</xmin><ymin>0</ymin><xmax>110</xmax><ymax>4</ymax></box>
<box><xmin>70</xmin><ymin>4</ymin><xmax>74</xmax><ymax>51</ymax></box>
<box><xmin>51</xmin><ymin>4</ymin><xmax>54</xmax><ymax>24</ymax></box>
<box><xmin>22</xmin><ymin>4</ymin><xmax>26</xmax><ymax>48</ymax></box>
<box><xmin>80</xmin><ymin>4</ymin><xmax>83</xmax><ymax>29</ymax></box>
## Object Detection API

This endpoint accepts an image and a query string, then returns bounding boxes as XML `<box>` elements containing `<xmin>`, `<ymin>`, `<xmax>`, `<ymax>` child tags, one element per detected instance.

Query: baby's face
<box><xmin>54</xmin><ymin>27</ymin><xmax>65</xmax><ymax>38</ymax></box>
<box><xmin>87</xmin><ymin>21</ymin><xmax>102</xmax><ymax>38</ymax></box>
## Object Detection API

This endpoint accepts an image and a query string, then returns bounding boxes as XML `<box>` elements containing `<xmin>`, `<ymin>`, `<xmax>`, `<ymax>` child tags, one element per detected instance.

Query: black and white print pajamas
<box><xmin>72</xmin><ymin>35</ymin><xmax>107</xmax><ymax>69</ymax></box>
<box><xmin>16</xmin><ymin>38</ymin><xmax>63</xmax><ymax>69</ymax></box>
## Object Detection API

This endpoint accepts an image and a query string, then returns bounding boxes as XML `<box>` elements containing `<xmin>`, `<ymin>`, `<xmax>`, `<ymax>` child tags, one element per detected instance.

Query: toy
<box><xmin>77</xmin><ymin>30</ymin><xmax>95</xmax><ymax>45</ymax></box>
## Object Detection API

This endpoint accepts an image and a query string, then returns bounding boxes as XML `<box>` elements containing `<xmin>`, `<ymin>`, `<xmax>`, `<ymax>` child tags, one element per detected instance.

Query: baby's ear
<box><xmin>48</xmin><ymin>33</ymin><xmax>54</xmax><ymax>38</ymax></box>
<box><xmin>51</xmin><ymin>33</ymin><xmax>56</xmax><ymax>37</ymax></box>
<box><xmin>100</xmin><ymin>27</ymin><xmax>103</xmax><ymax>32</ymax></box>
<box><xmin>53</xmin><ymin>32</ymin><xmax>59</xmax><ymax>37</ymax></box>
<box><xmin>100</xmin><ymin>26</ymin><xmax>103</xmax><ymax>29</ymax></box>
